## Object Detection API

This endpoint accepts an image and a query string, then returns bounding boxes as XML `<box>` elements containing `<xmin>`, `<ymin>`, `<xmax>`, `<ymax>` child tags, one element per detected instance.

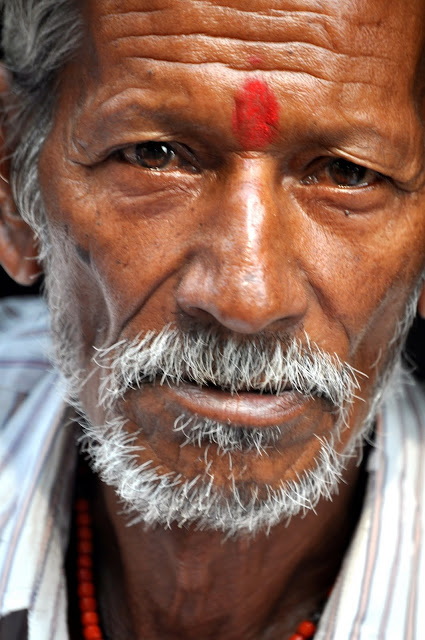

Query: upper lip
<box><xmin>134</xmin><ymin>374</ymin><xmax>295</xmax><ymax>396</ymax></box>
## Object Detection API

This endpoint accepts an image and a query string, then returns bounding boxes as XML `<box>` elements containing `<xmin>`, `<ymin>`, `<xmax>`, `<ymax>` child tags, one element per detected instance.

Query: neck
<box><xmin>87</xmin><ymin>455</ymin><xmax>367</xmax><ymax>640</ymax></box>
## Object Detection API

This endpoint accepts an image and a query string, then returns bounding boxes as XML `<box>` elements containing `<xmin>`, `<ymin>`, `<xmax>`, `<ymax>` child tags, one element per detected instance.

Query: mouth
<box><xmin>133</xmin><ymin>371</ymin><xmax>297</xmax><ymax>395</ymax></box>
<box><xmin>155</xmin><ymin>378</ymin><xmax>311</xmax><ymax>429</ymax></box>
<box><xmin>170</xmin><ymin>376</ymin><xmax>293</xmax><ymax>394</ymax></box>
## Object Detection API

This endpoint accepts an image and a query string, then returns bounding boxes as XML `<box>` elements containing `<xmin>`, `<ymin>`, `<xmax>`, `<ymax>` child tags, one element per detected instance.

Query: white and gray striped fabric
<box><xmin>0</xmin><ymin>298</ymin><xmax>73</xmax><ymax>640</ymax></box>
<box><xmin>317</xmin><ymin>381</ymin><xmax>425</xmax><ymax>639</ymax></box>
<box><xmin>1</xmin><ymin>296</ymin><xmax>425</xmax><ymax>639</ymax></box>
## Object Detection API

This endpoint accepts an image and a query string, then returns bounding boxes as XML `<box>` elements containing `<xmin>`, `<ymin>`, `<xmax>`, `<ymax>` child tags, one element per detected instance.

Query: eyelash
<box><xmin>113</xmin><ymin>141</ymin><xmax>388</xmax><ymax>190</ymax></box>
<box><xmin>301</xmin><ymin>158</ymin><xmax>387</xmax><ymax>189</ymax></box>
<box><xmin>116</xmin><ymin>141</ymin><xmax>200</xmax><ymax>173</ymax></box>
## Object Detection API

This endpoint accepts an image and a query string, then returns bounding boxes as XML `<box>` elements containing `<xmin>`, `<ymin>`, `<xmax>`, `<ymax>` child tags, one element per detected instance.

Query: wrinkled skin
<box><xmin>2</xmin><ymin>0</ymin><xmax>425</xmax><ymax>638</ymax></box>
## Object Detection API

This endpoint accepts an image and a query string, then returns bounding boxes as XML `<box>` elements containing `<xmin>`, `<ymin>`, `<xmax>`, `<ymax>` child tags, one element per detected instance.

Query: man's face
<box><xmin>37</xmin><ymin>0</ymin><xmax>425</xmax><ymax>529</ymax></box>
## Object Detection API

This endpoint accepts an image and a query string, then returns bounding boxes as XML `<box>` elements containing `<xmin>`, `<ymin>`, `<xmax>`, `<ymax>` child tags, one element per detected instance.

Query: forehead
<box><xmin>63</xmin><ymin>0</ymin><xmax>425</xmax><ymax>181</ymax></box>
<box><xmin>83</xmin><ymin>0</ymin><xmax>425</xmax><ymax>68</ymax></box>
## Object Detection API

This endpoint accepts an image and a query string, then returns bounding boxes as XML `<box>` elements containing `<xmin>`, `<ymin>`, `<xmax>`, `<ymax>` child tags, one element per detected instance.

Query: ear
<box><xmin>0</xmin><ymin>64</ymin><xmax>41</xmax><ymax>285</ymax></box>
<box><xmin>0</xmin><ymin>197</ymin><xmax>41</xmax><ymax>285</ymax></box>
<box><xmin>418</xmin><ymin>282</ymin><xmax>425</xmax><ymax>320</ymax></box>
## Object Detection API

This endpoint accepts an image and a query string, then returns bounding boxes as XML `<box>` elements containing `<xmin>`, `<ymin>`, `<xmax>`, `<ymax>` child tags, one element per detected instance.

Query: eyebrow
<box><xmin>70</xmin><ymin>88</ymin><xmax>425</xmax><ymax>187</ymax></box>
<box><xmin>71</xmin><ymin>88</ymin><xmax>211</xmax><ymax>157</ymax></box>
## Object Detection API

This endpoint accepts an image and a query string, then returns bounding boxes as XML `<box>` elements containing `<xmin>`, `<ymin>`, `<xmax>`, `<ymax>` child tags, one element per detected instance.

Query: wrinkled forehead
<box><xmin>79</xmin><ymin>0</ymin><xmax>425</xmax><ymax>78</ymax></box>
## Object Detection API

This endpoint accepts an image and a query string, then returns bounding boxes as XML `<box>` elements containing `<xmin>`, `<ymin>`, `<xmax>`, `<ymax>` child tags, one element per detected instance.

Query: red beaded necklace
<box><xmin>75</xmin><ymin>498</ymin><xmax>101</xmax><ymax>640</ymax></box>
<box><xmin>74</xmin><ymin>496</ymin><xmax>322</xmax><ymax>640</ymax></box>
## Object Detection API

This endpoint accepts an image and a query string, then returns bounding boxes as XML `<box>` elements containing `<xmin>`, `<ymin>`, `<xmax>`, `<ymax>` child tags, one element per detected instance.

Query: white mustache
<box><xmin>95</xmin><ymin>325</ymin><xmax>365</xmax><ymax>412</ymax></box>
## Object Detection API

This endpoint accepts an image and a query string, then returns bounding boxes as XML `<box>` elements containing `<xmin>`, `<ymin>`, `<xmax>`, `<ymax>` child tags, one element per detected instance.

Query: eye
<box><xmin>302</xmin><ymin>158</ymin><xmax>384</xmax><ymax>188</ymax></box>
<box><xmin>118</xmin><ymin>141</ymin><xmax>177</xmax><ymax>170</ymax></box>
<box><xmin>116</xmin><ymin>140</ymin><xmax>201</xmax><ymax>172</ymax></box>
<box><xmin>328</xmin><ymin>159</ymin><xmax>375</xmax><ymax>187</ymax></box>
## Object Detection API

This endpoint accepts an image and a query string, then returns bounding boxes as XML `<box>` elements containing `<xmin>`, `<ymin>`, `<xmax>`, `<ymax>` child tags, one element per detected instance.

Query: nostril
<box><xmin>178</xmin><ymin>305</ymin><xmax>222</xmax><ymax>326</ymax></box>
<box><xmin>178</xmin><ymin>279</ymin><xmax>306</xmax><ymax>336</ymax></box>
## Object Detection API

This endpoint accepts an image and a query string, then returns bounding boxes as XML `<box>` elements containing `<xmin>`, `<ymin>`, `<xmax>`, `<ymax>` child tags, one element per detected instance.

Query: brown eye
<box><xmin>134</xmin><ymin>142</ymin><xmax>175</xmax><ymax>169</ymax></box>
<box><xmin>301</xmin><ymin>157</ymin><xmax>385</xmax><ymax>190</ymax></box>
<box><xmin>328</xmin><ymin>159</ymin><xmax>369</xmax><ymax>187</ymax></box>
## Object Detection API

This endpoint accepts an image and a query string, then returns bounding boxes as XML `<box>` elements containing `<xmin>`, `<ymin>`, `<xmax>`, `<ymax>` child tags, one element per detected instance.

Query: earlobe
<box><xmin>0</xmin><ymin>200</ymin><xmax>41</xmax><ymax>285</ymax></box>
<box><xmin>0</xmin><ymin>168</ymin><xmax>41</xmax><ymax>286</ymax></box>
<box><xmin>417</xmin><ymin>282</ymin><xmax>425</xmax><ymax>320</ymax></box>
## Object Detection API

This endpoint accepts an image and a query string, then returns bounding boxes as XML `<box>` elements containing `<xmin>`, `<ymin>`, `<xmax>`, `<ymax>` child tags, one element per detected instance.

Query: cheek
<box><xmin>300</xmin><ymin>212</ymin><xmax>425</xmax><ymax>373</ymax></box>
<box><xmin>39</xmin><ymin>155</ymin><xmax>205</xmax><ymax>344</ymax></box>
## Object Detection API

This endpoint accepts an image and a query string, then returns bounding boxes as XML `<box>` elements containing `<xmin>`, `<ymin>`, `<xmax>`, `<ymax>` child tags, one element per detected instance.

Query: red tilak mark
<box><xmin>232</xmin><ymin>79</ymin><xmax>279</xmax><ymax>150</ymax></box>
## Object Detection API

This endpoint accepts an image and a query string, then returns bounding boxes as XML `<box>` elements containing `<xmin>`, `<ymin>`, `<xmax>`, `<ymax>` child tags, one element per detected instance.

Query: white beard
<box><xmin>79</xmin><ymin>412</ymin><xmax>368</xmax><ymax>537</ymax></box>
<box><xmin>78</xmin><ymin>325</ymin><xmax>369</xmax><ymax>536</ymax></box>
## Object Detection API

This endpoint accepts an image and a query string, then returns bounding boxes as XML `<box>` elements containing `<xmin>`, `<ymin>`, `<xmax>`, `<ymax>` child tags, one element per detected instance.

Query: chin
<box><xmin>78</xmin><ymin>405</ymin><xmax>366</xmax><ymax>536</ymax></box>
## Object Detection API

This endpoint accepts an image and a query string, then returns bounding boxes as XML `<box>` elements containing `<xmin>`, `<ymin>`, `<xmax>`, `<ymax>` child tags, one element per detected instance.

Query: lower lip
<box><xmin>161</xmin><ymin>383</ymin><xmax>310</xmax><ymax>428</ymax></box>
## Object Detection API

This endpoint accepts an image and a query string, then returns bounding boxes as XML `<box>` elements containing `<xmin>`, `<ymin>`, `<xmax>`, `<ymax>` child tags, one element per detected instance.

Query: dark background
<box><xmin>1</xmin><ymin>266</ymin><xmax>41</xmax><ymax>297</ymax></box>
<box><xmin>1</xmin><ymin>264</ymin><xmax>425</xmax><ymax>379</ymax></box>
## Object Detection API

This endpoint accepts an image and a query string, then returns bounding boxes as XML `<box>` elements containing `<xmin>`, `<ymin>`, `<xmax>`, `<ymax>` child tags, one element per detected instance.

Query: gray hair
<box><xmin>1</xmin><ymin>0</ymin><xmax>81</xmax><ymax>257</ymax></box>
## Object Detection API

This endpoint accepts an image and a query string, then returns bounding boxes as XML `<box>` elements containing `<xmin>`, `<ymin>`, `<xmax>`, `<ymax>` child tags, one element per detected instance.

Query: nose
<box><xmin>176</xmin><ymin>157</ymin><xmax>308</xmax><ymax>335</ymax></box>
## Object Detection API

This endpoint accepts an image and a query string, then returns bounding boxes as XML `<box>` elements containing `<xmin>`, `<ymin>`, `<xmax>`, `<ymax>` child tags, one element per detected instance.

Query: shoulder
<box><xmin>0</xmin><ymin>296</ymin><xmax>52</xmax><ymax>392</ymax></box>
<box><xmin>0</xmin><ymin>296</ymin><xmax>49</xmax><ymax>338</ymax></box>
<box><xmin>0</xmin><ymin>296</ymin><xmax>60</xmax><ymax>436</ymax></box>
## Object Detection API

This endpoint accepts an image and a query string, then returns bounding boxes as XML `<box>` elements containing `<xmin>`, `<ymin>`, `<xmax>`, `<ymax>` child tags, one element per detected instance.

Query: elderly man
<box><xmin>1</xmin><ymin>0</ymin><xmax>425</xmax><ymax>638</ymax></box>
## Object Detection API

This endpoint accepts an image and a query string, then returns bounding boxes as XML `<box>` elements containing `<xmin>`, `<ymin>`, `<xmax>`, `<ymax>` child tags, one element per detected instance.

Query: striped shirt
<box><xmin>0</xmin><ymin>296</ymin><xmax>425</xmax><ymax>639</ymax></box>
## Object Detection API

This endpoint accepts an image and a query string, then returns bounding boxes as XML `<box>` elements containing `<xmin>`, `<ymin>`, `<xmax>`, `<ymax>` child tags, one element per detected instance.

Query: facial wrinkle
<box><xmin>96</xmin><ymin>0</ymin><xmax>413</xmax><ymax>64</ymax></box>
<box><xmin>98</xmin><ymin>4</ymin><xmax>337</xmax><ymax>46</ymax></box>
<box><xmin>104</xmin><ymin>39</ymin><xmax>393</xmax><ymax>80</ymax></box>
